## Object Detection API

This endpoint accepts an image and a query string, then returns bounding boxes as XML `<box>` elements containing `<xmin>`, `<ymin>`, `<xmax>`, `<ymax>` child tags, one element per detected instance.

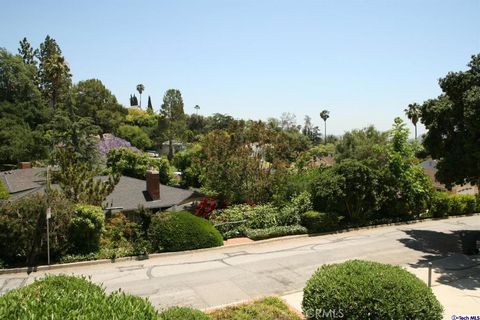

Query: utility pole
<box><xmin>46</xmin><ymin>165</ymin><xmax>51</xmax><ymax>265</ymax></box>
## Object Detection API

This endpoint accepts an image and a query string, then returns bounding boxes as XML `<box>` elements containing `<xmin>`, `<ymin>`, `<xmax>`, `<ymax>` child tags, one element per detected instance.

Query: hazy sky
<box><xmin>1</xmin><ymin>1</ymin><xmax>479</xmax><ymax>136</ymax></box>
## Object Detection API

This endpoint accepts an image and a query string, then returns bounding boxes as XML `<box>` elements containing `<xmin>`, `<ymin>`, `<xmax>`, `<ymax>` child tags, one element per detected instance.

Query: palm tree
<box><xmin>136</xmin><ymin>84</ymin><xmax>145</xmax><ymax>108</ymax></box>
<box><xmin>404</xmin><ymin>103</ymin><xmax>420</xmax><ymax>140</ymax></box>
<box><xmin>194</xmin><ymin>105</ymin><xmax>200</xmax><ymax>114</ymax></box>
<box><xmin>320</xmin><ymin>109</ymin><xmax>330</xmax><ymax>144</ymax></box>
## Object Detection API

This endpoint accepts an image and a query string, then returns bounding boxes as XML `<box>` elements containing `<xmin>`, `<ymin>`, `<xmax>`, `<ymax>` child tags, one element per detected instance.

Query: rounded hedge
<box><xmin>0</xmin><ymin>275</ymin><xmax>158</xmax><ymax>319</ymax></box>
<box><xmin>159</xmin><ymin>307</ymin><xmax>210</xmax><ymax>320</ymax></box>
<box><xmin>148</xmin><ymin>211</ymin><xmax>223</xmax><ymax>252</ymax></box>
<box><xmin>302</xmin><ymin>260</ymin><xmax>443</xmax><ymax>320</ymax></box>
<box><xmin>301</xmin><ymin>210</ymin><xmax>339</xmax><ymax>233</ymax></box>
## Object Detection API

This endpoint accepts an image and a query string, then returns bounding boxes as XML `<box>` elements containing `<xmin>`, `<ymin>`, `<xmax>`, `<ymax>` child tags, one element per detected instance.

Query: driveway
<box><xmin>1</xmin><ymin>215</ymin><xmax>479</xmax><ymax>314</ymax></box>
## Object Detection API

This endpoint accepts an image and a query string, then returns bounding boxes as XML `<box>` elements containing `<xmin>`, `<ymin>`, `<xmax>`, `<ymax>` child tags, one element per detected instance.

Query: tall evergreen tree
<box><xmin>160</xmin><ymin>89</ymin><xmax>186</xmax><ymax>160</ymax></box>
<box><xmin>36</xmin><ymin>35</ymin><xmax>71</xmax><ymax>109</ymax></box>
<box><xmin>18</xmin><ymin>37</ymin><xmax>37</xmax><ymax>66</ymax></box>
<box><xmin>320</xmin><ymin>110</ymin><xmax>330</xmax><ymax>144</ymax></box>
<box><xmin>147</xmin><ymin>95</ymin><xmax>153</xmax><ymax>114</ymax></box>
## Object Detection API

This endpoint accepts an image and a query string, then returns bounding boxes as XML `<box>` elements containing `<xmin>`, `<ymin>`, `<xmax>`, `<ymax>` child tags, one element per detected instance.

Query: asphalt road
<box><xmin>1</xmin><ymin>215</ymin><xmax>479</xmax><ymax>312</ymax></box>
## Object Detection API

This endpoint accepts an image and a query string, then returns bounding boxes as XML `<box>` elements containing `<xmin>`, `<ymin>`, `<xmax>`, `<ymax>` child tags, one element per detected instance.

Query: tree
<box><xmin>147</xmin><ymin>95</ymin><xmax>153</xmax><ymax>114</ymax></box>
<box><xmin>136</xmin><ymin>84</ymin><xmax>145</xmax><ymax>108</ymax></box>
<box><xmin>280</xmin><ymin>112</ymin><xmax>298</xmax><ymax>131</ymax></box>
<box><xmin>73</xmin><ymin>79</ymin><xmax>127</xmax><ymax>135</ymax></box>
<box><xmin>380</xmin><ymin>118</ymin><xmax>434</xmax><ymax>216</ymax></box>
<box><xmin>419</xmin><ymin>54</ymin><xmax>480</xmax><ymax>187</ymax></box>
<box><xmin>320</xmin><ymin>109</ymin><xmax>330</xmax><ymax>144</ymax></box>
<box><xmin>36</xmin><ymin>36</ymin><xmax>71</xmax><ymax>109</ymax></box>
<box><xmin>160</xmin><ymin>89</ymin><xmax>186</xmax><ymax>160</ymax></box>
<box><xmin>194</xmin><ymin>104</ymin><xmax>200</xmax><ymax>114</ymax></box>
<box><xmin>312</xmin><ymin>159</ymin><xmax>381</xmax><ymax>223</ymax></box>
<box><xmin>302</xmin><ymin>115</ymin><xmax>322</xmax><ymax>144</ymax></box>
<box><xmin>18</xmin><ymin>37</ymin><xmax>37</xmax><ymax>67</ymax></box>
<box><xmin>335</xmin><ymin>126</ymin><xmax>388</xmax><ymax>168</ymax></box>
<box><xmin>404</xmin><ymin>103</ymin><xmax>420</xmax><ymax>140</ymax></box>
<box><xmin>0</xmin><ymin>48</ymin><xmax>49</xmax><ymax>164</ymax></box>
<box><xmin>117</xmin><ymin>125</ymin><xmax>152</xmax><ymax>150</ymax></box>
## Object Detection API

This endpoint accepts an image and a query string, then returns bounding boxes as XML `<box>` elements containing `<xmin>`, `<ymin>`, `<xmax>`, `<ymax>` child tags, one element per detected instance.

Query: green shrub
<box><xmin>0</xmin><ymin>193</ymin><xmax>74</xmax><ymax>265</ymax></box>
<box><xmin>245</xmin><ymin>225</ymin><xmax>307</xmax><ymax>240</ymax></box>
<box><xmin>302</xmin><ymin>260</ymin><xmax>443</xmax><ymax>320</ymax></box>
<box><xmin>69</xmin><ymin>205</ymin><xmax>105</xmax><ymax>254</ymax></box>
<box><xmin>0</xmin><ymin>275</ymin><xmax>158</xmax><ymax>319</ymax></box>
<box><xmin>160</xmin><ymin>307</ymin><xmax>210</xmax><ymax>320</ymax></box>
<box><xmin>430</xmin><ymin>192</ymin><xmax>450</xmax><ymax>218</ymax></box>
<box><xmin>149</xmin><ymin>211</ymin><xmax>223</xmax><ymax>252</ymax></box>
<box><xmin>0</xmin><ymin>179</ymin><xmax>9</xmax><ymax>200</ymax></box>
<box><xmin>209</xmin><ymin>204</ymin><xmax>279</xmax><ymax>239</ymax></box>
<box><xmin>278</xmin><ymin>191</ymin><xmax>313</xmax><ymax>226</ymax></box>
<box><xmin>210</xmin><ymin>296</ymin><xmax>301</xmax><ymax>320</ymax></box>
<box><xmin>301</xmin><ymin>211</ymin><xmax>339</xmax><ymax>233</ymax></box>
<box><xmin>107</xmin><ymin>147</ymin><xmax>172</xmax><ymax>184</ymax></box>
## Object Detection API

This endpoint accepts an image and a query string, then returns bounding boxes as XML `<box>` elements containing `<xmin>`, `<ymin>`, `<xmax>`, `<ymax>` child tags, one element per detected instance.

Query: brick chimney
<box><xmin>19</xmin><ymin>162</ymin><xmax>32</xmax><ymax>169</ymax></box>
<box><xmin>146</xmin><ymin>170</ymin><xmax>160</xmax><ymax>200</ymax></box>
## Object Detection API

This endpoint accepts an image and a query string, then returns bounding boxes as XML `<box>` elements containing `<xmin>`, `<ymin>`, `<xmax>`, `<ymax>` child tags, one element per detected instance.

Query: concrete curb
<box><xmin>1</xmin><ymin>212</ymin><xmax>478</xmax><ymax>275</ymax></box>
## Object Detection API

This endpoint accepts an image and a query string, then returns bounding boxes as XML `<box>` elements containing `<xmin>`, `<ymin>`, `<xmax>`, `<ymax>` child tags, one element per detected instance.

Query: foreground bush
<box><xmin>209</xmin><ymin>296</ymin><xmax>301</xmax><ymax>320</ymax></box>
<box><xmin>149</xmin><ymin>211</ymin><xmax>223</xmax><ymax>252</ymax></box>
<box><xmin>301</xmin><ymin>211</ymin><xmax>339</xmax><ymax>233</ymax></box>
<box><xmin>160</xmin><ymin>307</ymin><xmax>210</xmax><ymax>320</ymax></box>
<box><xmin>0</xmin><ymin>275</ymin><xmax>158</xmax><ymax>319</ymax></box>
<box><xmin>245</xmin><ymin>225</ymin><xmax>307</xmax><ymax>240</ymax></box>
<box><xmin>302</xmin><ymin>260</ymin><xmax>443</xmax><ymax>319</ymax></box>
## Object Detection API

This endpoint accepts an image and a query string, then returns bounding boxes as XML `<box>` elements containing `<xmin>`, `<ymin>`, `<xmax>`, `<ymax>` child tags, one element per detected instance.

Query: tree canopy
<box><xmin>420</xmin><ymin>54</ymin><xmax>480</xmax><ymax>187</ymax></box>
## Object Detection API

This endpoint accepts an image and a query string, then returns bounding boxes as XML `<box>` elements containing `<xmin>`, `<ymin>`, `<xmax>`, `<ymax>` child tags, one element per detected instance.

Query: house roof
<box><xmin>103</xmin><ymin>175</ymin><xmax>198</xmax><ymax>211</ymax></box>
<box><xmin>0</xmin><ymin>168</ymin><xmax>198</xmax><ymax>211</ymax></box>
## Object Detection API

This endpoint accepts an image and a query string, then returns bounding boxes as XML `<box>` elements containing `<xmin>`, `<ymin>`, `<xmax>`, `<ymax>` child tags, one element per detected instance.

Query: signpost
<box><xmin>46</xmin><ymin>207</ymin><xmax>51</xmax><ymax>265</ymax></box>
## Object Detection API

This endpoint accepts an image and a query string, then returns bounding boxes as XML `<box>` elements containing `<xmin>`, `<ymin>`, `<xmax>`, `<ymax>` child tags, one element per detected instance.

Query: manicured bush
<box><xmin>209</xmin><ymin>296</ymin><xmax>301</xmax><ymax>320</ymax></box>
<box><xmin>0</xmin><ymin>275</ymin><xmax>158</xmax><ymax>319</ymax></box>
<box><xmin>69</xmin><ymin>205</ymin><xmax>105</xmax><ymax>254</ymax></box>
<box><xmin>148</xmin><ymin>211</ymin><xmax>223</xmax><ymax>252</ymax></box>
<box><xmin>302</xmin><ymin>260</ymin><xmax>443</xmax><ymax>319</ymax></box>
<box><xmin>277</xmin><ymin>191</ymin><xmax>313</xmax><ymax>226</ymax></box>
<box><xmin>0</xmin><ymin>179</ymin><xmax>9</xmax><ymax>200</ymax></box>
<box><xmin>107</xmin><ymin>147</ymin><xmax>172</xmax><ymax>184</ymax></box>
<box><xmin>430</xmin><ymin>193</ymin><xmax>478</xmax><ymax>217</ymax></box>
<box><xmin>209</xmin><ymin>204</ymin><xmax>279</xmax><ymax>239</ymax></box>
<box><xmin>301</xmin><ymin>211</ymin><xmax>339</xmax><ymax>233</ymax></box>
<box><xmin>160</xmin><ymin>307</ymin><xmax>210</xmax><ymax>320</ymax></box>
<box><xmin>245</xmin><ymin>225</ymin><xmax>307</xmax><ymax>240</ymax></box>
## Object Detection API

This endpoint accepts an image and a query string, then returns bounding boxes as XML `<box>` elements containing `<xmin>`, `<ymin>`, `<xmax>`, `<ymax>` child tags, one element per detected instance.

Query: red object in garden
<box><xmin>195</xmin><ymin>197</ymin><xmax>217</xmax><ymax>218</ymax></box>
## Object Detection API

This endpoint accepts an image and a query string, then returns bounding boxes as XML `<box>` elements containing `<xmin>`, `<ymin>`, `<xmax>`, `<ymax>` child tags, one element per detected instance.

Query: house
<box><xmin>160</xmin><ymin>140</ymin><xmax>186</xmax><ymax>156</ymax></box>
<box><xmin>0</xmin><ymin>166</ymin><xmax>199</xmax><ymax>212</ymax></box>
<box><xmin>418</xmin><ymin>159</ymin><xmax>478</xmax><ymax>195</ymax></box>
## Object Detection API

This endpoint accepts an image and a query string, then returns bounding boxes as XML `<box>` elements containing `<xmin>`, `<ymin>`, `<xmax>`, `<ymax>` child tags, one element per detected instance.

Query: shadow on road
<box><xmin>399</xmin><ymin>229</ymin><xmax>480</xmax><ymax>290</ymax></box>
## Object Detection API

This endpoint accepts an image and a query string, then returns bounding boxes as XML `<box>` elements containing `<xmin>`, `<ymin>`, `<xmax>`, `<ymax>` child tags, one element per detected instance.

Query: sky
<box><xmin>1</xmin><ymin>1</ymin><xmax>479</xmax><ymax>137</ymax></box>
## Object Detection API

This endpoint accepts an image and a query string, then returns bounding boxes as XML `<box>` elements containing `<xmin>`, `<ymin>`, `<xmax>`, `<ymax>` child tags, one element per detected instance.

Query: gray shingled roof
<box><xmin>0</xmin><ymin>168</ymin><xmax>198</xmax><ymax>211</ymax></box>
<box><xmin>103</xmin><ymin>176</ymin><xmax>197</xmax><ymax>211</ymax></box>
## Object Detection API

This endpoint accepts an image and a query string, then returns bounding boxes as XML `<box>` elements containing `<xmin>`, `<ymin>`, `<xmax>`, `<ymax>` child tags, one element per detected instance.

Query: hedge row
<box><xmin>430</xmin><ymin>193</ymin><xmax>479</xmax><ymax>218</ymax></box>
<box><xmin>0</xmin><ymin>179</ymin><xmax>8</xmax><ymax>200</ymax></box>
<box><xmin>244</xmin><ymin>225</ymin><xmax>307</xmax><ymax>240</ymax></box>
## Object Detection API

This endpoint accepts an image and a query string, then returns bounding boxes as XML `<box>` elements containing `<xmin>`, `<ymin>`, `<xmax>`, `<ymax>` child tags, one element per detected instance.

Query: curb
<box><xmin>1</xmin><ymin>212</ymin><xmax>478</xmax><ymax>275</ymax></box>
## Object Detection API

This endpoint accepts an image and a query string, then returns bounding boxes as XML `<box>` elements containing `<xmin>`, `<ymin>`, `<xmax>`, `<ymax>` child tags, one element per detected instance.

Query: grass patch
<box><xmin>209</xmin><ymin>296</ymin><xmax>301</xmax><ymax>320</ymax></box>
